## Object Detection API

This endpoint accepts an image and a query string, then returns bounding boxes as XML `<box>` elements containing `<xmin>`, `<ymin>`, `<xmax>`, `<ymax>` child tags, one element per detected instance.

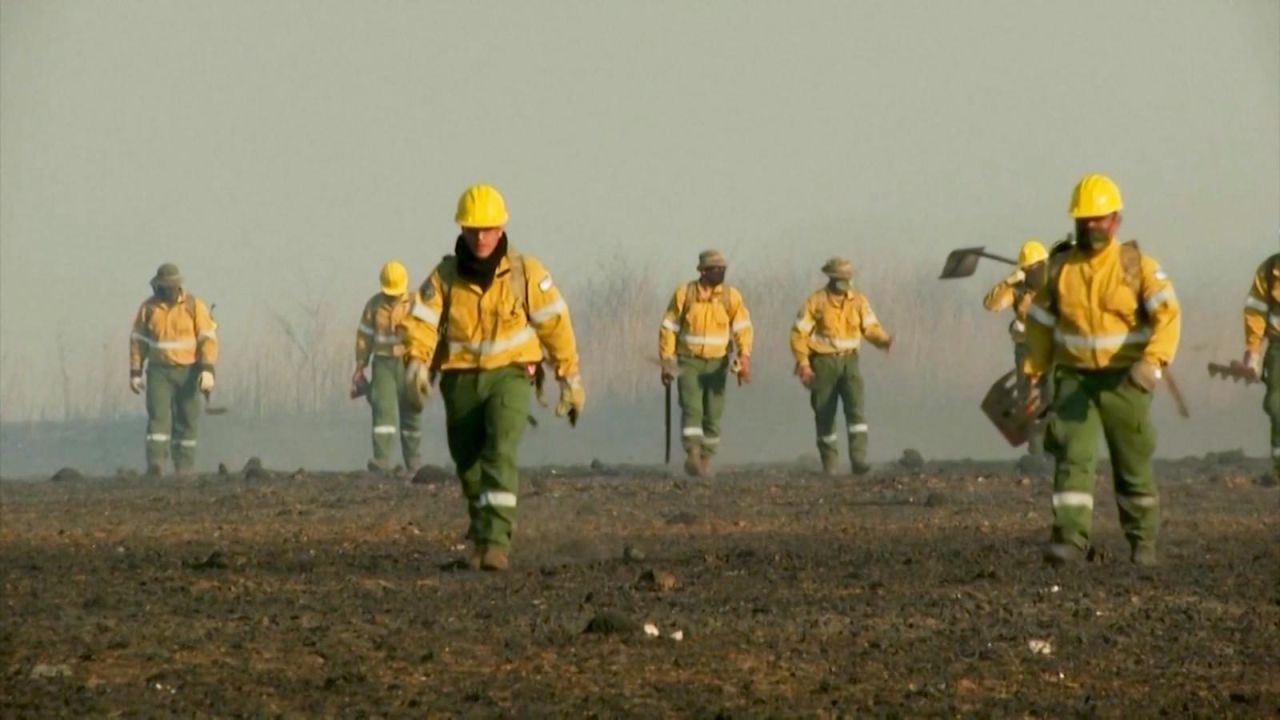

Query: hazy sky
<box><xmin>2</xmin><ymin>0</ymin><xmax>1278</xmax><ymax>408</ymax></box>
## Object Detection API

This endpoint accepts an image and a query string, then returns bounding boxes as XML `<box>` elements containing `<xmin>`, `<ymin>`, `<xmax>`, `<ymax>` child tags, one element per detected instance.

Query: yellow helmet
<box><xmin>1069</xmin><ymin>173</ymin><xmax>1123</xmax><ymax>218</ymax></box>
<box><xmin>455</xmin><ymin>184</ymin><xmax>509</xmax><ymax>228</ymax></box>
<box><xmin>379</xmin><ymin>260</ymin><xmax>408</xmax><ymax>295</ymax></box>
<box><xmin>1017</xmin><ymin>239</ymin><xmax>1048</xmax><ymax>269</ymax></box>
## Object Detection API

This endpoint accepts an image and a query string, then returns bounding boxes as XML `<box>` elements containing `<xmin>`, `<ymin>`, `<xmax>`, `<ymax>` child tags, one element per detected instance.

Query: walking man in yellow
<box><xmin>984</xmin><ymin>239</ymin><xmax>1050</xmax><ymax>455</ymax></box>
<box><xmin>400</xmin><ymin>184</ymin><xmax>584</xmax><ymax>571</ymax></box>
<box><xmin>353</xmin><ymin>260</ymin><xmax>421</xmax><ymax>474</ymax></box>
<box><xmin>658</xmin><ymin>250</ymin><xmax>753</xmax><ymax>477</ymax></box>
<box><xmin>1024</xmin><ymin>174</ymin><xmax>1180</xmax><ymax>566</ymax></box>
<box><xmin>791</xmin><ymin>258</ymin><xmax>892</xmax><ymax>475</ymax></box>
<box><xmin>129</xmin><ymin>263</ymin><xmax>219</xmax><ymax>476</ymax></box>
<box><xmin>1241</xmin><ymin>249</ymin><xmax>1279</xmax><ymax>475</ymax></box>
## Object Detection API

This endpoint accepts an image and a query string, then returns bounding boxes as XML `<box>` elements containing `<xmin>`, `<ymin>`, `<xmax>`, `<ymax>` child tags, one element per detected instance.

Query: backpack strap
<box><xmin>1266</xmin><ymin>253</ymin><xmax>1280</xmax><ymax>308</ymax></box>
<box><xmin>507</xmin><ymin>250</ymin><xmax>529</xmax><ymax>317</ymax></box>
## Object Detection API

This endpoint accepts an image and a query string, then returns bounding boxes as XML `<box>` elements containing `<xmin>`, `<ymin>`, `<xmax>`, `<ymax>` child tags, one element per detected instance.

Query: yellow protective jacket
<box><xmin>1024</xmin><ymin>240</ymin><xmax>1180</xmax><ymax>378</ymax></box>
<box><xmin>790</xmin><ymin>287</ymin><xmax>890</xmax><ymax>366</ymax></box>
<box><xmin>401</xmin><ymin>250</ymin><xmax>580</xmax><ymax>380</ymax></box>
<box><xmin>658</xmin><ymin>282</ymin><xmax>753</xmax><ymax>360</ymax></box>
<box><xmin>355</xmin><ymin>292</ymin><xmax>412</xmax><ymax>366</ymax></box>
<box><xmin>1243</xmin><ymin>254</ymin><xmax>1280</xmax><ymax>352</ymax></box>
<box><xmin>983</xmin><ymin>278</ymin><xmax>1036</xmax><ymax>344</ymax></box>
<box><xmin>129</xmin><ymin>292</ymin><xmax>219</xmax><ymax>372</ymax></box>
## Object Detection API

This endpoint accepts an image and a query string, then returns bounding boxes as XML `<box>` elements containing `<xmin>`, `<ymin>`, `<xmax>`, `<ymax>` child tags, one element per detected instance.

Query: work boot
<box><xmin>1042</xmin><ymin>543</ymin><xmax>1084</xmax><ymax>566</ymax></box>
<box><xmin>480</xmin><ymin>545</ymin><xmax>510</xmax><ymax>572</ymax></box>
<box><xmin>1130</xmin><ymin>543</ymin><xmax>1158</xmax><ymax>567</ymax></box>
<box><xmin>366</xmin><ymin>459</ymin><xmax>389</xmax><ymax>475</ymax></box>
<box><xmin>850</xmin><ymin>459</ymin><xmax>872</xmax><ymax>476</ymax></box>
<box><xmin>683</xmin><ymin>447</ymin><xmax>702</xmax><ymax>478</ymax></box>
<box><xmin>820</xmin><ymin>452</ymin><xmax>841</xmax><ymax>476</ymax></box>
<box><xmin>468</xmin><ymin>545</ymin><xmax>485</xmax><ymax>570</ymax></box>
<box><xmin>698</xmin><ymin>455</ymin><xmax>715</xmax><ymax>479</ymax></box>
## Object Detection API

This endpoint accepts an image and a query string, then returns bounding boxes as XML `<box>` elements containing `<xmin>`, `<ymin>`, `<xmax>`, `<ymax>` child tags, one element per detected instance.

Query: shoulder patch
<box><xmin>538</xmin><ymin>274</ymin><xmax>553</xmax><ymax>292</ymax></box>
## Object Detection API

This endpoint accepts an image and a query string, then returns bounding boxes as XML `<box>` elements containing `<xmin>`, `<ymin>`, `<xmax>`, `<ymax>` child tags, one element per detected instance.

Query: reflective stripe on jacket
<box><xmin>790</xmin><ymin>287</ymin><xmax>890</xmax><ymax>366</ymax></box>
<box><xmin>401</xmin><ymin>251</ymin><xmax>580</xmax><ymax>379</ymax></box>
<box><xmin>1243</xmin><ymin>254</ymin><xmax>1280</xmax><ymax>352</ymax></box>
<box><xmin>658</xmin><ymin>283</ymin><xmax>753</xmax><ymax>360</ymax></box>
<box><xmin>356</xmin><ymin>292</ymin><xmax>412</xmax><ymax>365</ymax></box>
<box><xmin>1024</xmin><ymin>240</ymin><xmax>1180</xmax><ymax>378</ymax></box>
<box><xmin>129</xmin><ymin>292</ymin><xmax>218</xmax><ymax>371</ymax></box>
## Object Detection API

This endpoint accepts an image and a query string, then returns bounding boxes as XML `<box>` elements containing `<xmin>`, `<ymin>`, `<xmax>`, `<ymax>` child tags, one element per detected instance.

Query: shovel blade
<box><xmin>939</xmin><ymin>247</ymin><xmax>987</xmax><ymax>280</ymax></box>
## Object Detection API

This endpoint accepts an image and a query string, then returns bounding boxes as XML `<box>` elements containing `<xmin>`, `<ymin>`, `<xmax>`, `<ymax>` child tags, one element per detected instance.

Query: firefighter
<box><xmin>1242</xmin><ymin>248</ymin><xmax>1280</xmax><ymax>476</ymax></box>
<box><xmin>352</xmin><ymin>260</ymin><xmax>421</xmax><ymax>474</ymax></box>
<box><xmin>128</xmin><ymin>263</ymin><xmax>219</xmax><ymax>476</ymax></box>
<box><xmin>658</xmin><ymin>250</ymin><xmax>753</xmax><ymax>477</ymax></box>
<box><xmin>790</xmin><ymin>258</ymin><xmax>893</xmax><ymax>475</ymax></box>
<box><xmin>1024</xmin><ymin>174</ymin><xmax>1180</xmax><ymax>566</ymax></box>
<box><xmin>984</xmin><ymin>239</ymin><xmax>1050</xmax><ymax>455</ymax></box>
<box><xmin>400</xmin><ymin>184</ymin><xmax>584</xmax><ymax>571</ymax></box>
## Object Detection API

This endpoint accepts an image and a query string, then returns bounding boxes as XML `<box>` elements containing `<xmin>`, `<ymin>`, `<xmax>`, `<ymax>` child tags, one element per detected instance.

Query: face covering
<box><xmin>700</xmin><ymin>268</ymin><xmax>726</xmax><ymax>286</ymax></box>
<box><xmin>154</xmin><ymin>285</ymin><xmax>180</xmax><ymax>303</ymax></box>
<box><xmin>827</xmin><ymin>279</ymin><xmax>852</xmax><ymax>293</ymax></box>
<box><xmin>455</xmin><ymin>234</ymin><xmax>509</xmax><ymax>289</ymax></box>
<box><xmin>1076</xmin><ymin>221</ymin><xmax>1110</xmax><ymax>251</ymax></box>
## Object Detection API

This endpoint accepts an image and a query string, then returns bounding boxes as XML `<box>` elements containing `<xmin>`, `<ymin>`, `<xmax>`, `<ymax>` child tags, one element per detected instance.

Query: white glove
<box><xmin>1244</xmin><ymin>350</ymin><xmax>1262</xmax><ymax>380</ymax></box>
<box><xmin>198</xmin><ymin>370</ymin><xmax>216</xmax><ymax>393</ymax></box>
<box><xmin>129</xmin><ymin>374</ymin><xmax>145</xmax><ymax>394</ymax></box>
<box><xmin>1005</xmin><ymin>269</ymin><xmax>1026</xmax><ymax>285</ymax></box>
<box><xmin>405</xmin><ymin>359</ymin><xmax>431</xmax><ymax>408</ymax></box>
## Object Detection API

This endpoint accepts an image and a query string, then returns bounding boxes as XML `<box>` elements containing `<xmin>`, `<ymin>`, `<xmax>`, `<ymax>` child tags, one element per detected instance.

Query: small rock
<box><xmin>924</xmin><ymin>492</ymin><xmax>947</xmax><ymax>507</ymax></box>
<box><xmin>411</xmin><ymin>465</ymin><xmax>451</xmax><ymax>485</ymax></box>
<box><xmin>29</xmin><ymin>663</ymin><xmax>72</xmax><ymax>679</ymax></box>
<box><xmin>622</xmin><ymin>546</ymin><xmax>646</xmax><ymax>563</ymax></box>
<box><xmin>291</xmin><ymin>468</ymin><xmax>305</xmax><ymax>481</ymax></box>
<box><xmin>899</xmin><ymin>449</ymin><xmax>925</xmax><ymax>471</ymax></box>
<box><xmin>188</xmin><ymin>550</ymin><xmax>228</xmax><ymax>571</ymax></box>
<box><xmin>50</xmin><ymin>467</ymin><xmax>82</xmax><ymax>483</ymax></box>
<box><xmin>1027</xmin><ymin>639</ymin><xmax>1053</xmax><ymax>655</ymax></box>
<box><xmin>636</xmin><ymin>569</ymin><xmax>678</xmax><ymax>592</ymax></box>
<box><xmin>584</xmin><ymin>610</ymin><xmax>638</xmax><ymax>635</ymax></box>
<box><xmin>669</xmin><ymin>630</ymin><xmax>684</xmax><ymax>641</ymax></box>
<box><xmin>643</xmin><ymin>623</ymin><xmax>660</xmax><ymax>638</ymax></box>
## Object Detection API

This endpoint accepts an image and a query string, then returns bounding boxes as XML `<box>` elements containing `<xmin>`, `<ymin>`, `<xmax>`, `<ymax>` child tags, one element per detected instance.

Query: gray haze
<box><xmin>2</xmin><ymin>1</ymin><xmax>1278</xmax><ymax>474</ymax></box>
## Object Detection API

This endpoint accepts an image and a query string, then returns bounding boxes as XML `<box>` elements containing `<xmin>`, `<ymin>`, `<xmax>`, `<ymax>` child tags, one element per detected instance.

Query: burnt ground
<box><xmin>2</xmin><ymin>458</ymin><xmax>1278</xmax><ymax>718</ymax></box>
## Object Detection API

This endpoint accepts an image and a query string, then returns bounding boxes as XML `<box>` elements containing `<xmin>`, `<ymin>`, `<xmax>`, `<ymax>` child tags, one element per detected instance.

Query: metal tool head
<box><xmin>1208</xmin><ymin>361</ymin><xmax>1261</xmax><ymax>385</ymax></box>
<box><xmin>980</xmin><ymin>370</ymin><xmax>1047</xmax><ymax>446</ymax></box>
<box><xmin>938</xmin><ymin>247</ymin><xmax>988</xmax><ymax>280</ymax></box>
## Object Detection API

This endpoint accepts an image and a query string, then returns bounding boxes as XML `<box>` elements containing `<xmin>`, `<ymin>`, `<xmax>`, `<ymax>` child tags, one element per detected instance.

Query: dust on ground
<box><xmin>2</xmin><ymin>457</ymin><xmax>1277</xmax><ymax>717</ymax></box>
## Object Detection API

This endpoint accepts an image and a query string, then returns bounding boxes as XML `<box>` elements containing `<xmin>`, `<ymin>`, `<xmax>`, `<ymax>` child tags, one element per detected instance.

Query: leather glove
<box><xmin>129</xmin><ymin>372</ymin><xmax>145</xmax><ymax>395</ymax></box>
<box><xmin>796</xmin><ymin>363</ymin><xmax>815</xmax><ymax>388</ymax></box>
<box><xmin>733</xmin><ymin>355</ymin><xmax>751</xmax><ymax>386</ymax></box>
<box><xmin>660</xmin><ymin>357</ymin><xmax>677</xmax><ymax>386</ymax></box>
<box><xmin>1243</xmin><ymin>350</ymin><xmax>1262</xmax><ymax>382</ymax></box>
<box><xmin>1005</xmin><ymin>269</ymin><xmax>1026</xmax><ymax>285</ymax></box>
<box><xmin>1128</xmin><ymin>359</ymin><xmax>1162</xmax><ymax>393</ymax></box>
<box><xmin>405</xmin><ymin>359</ymin><xmax>431</xmax><ymax>410</ymax></box>
<box><xmin>198</xmin><ymin>370</ymin><xmax>216</xmax><ymax>393</ymax></box>
<box><xmin>556</xmin><ymin>374</ymin><xmax>585</xmax><ymax>425</ymax></box>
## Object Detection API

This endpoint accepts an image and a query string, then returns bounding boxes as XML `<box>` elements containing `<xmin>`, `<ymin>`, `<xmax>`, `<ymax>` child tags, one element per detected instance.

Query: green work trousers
<box><xmin>367</xmin><ymin>355</ymin><xmax>422</xmax><ymax>468</ymax></box>
<box><xmin>145</xmin><ymin>364</ymin><xmax>202</xmax><ymax>473</ymax></box>
<box><xmin>1046</xmin><ymin>367</ymin><xmax>1159</xmax><ymax>551</ymax></box>
<box><xmin>440</xmin><ymin>366</ymin><xmax>531</xmax><ymax>549</ymax></box>
<box><xmin>677</xmin><ymin>355</ymin><xmax>729</xmax><ymax>456</ymax></box>
<box><xmin>1264</xmin><ymin>342</ymin><xmax>1280</xmax><ymax>471</ymax></box>
<box><xmin>810</xmin><ymin>353</ymin><xmax>868</xmax><ymax>466</ymax></box>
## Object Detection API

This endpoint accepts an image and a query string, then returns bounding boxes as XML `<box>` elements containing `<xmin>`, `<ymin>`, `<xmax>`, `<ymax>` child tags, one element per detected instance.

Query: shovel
<box><xmin>938</xmin><ymin>247</ymin><xmax>1018</xmax><ymax>280</ymax></box>
<box><xmin>203</xmin><ymin>390</ymin><xmax>229</xmax><ymax>416</ymax></box>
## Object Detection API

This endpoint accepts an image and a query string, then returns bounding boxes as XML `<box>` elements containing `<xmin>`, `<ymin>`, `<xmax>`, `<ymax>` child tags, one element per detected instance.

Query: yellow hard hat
<box><xmin>1069</xmin><ymin>174</ymin><xmax>1123</xmax><ymax>218</ymax></box>
<box><xmin>379</xmin><ymin>260</ymin><xmax>408</xmax><ymax>295</ymax></box>
<box><xmin>1017</xmin><ymin>239</ymin><xmax>1048</xmax><ymax>269</ymax></box>
<box><xmin>455</xmin><ymin>184</ymin><xmax>509</xmax><ymax>228</ymax></box>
